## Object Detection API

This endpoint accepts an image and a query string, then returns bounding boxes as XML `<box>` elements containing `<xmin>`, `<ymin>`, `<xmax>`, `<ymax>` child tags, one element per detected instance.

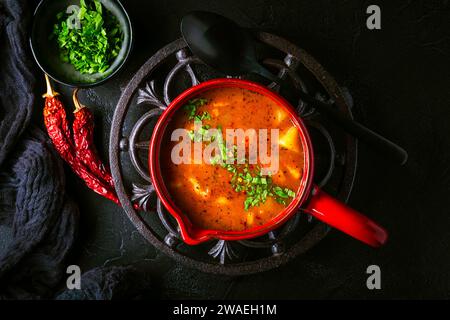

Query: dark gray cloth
<box><xmin>0</xmin><ymin>0</ymin><xmax>153</xmax><ymax>300</ymax></box>
<box><xmin>0</xmin><ymin>0</ymin><xmax>79</xmax><ymax>299</ymax></box>
<box><xmin>0</xmin><ymin>0</ymin><xmax>34</xmax><ymax>167</ymax></box>
<box><xmin>56</xmin><ymin>266</ymin><xmax>156</xmax><ymax>300</ymax></box>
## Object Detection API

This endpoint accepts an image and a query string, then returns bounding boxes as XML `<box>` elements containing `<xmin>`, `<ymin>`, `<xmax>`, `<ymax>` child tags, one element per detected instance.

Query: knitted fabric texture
<box><xmin>0</xmin><ymin>0</ymin><xmax>78</xmax><ymax>299</ymax></box>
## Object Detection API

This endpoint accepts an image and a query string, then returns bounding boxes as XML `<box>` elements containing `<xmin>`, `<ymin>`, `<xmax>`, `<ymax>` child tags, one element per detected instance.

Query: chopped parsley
<box><xmin>184</xmin><ymin>98</ymin><xmax>208</xmax><ymax>120</ymax></box>
<box><xmin>52</xmin><ymin>0</ymin><xmax>123</xmax><ymax>74</ymax></box>
<box><xmin>227</xmin><ymin>163</ymin><xmax>296</xmax><ymax>210</ymax></box>
<box><xmin>188</xmin><ymin>124</ymin><xmax>211</xmax><ymax>142</ymax></box>
<box><xmin>213</xmin><ymin>128</ymin><xmax>296</xmax><ymax>210</ymax></box>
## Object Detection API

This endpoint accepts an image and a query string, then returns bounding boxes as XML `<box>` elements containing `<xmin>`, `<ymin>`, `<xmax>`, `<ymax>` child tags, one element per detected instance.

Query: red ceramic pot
<box><xmin>149</xmin><ymin>79</ymin><xmax>388</xmax><ymax>247</ymax></box>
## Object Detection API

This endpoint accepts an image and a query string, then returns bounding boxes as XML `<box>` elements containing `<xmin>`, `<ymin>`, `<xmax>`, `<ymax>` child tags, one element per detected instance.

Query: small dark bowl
<box><xmin>30</xmin><ymin>0</ymin><xmax>132</xmax><ymax>87</ymax></box>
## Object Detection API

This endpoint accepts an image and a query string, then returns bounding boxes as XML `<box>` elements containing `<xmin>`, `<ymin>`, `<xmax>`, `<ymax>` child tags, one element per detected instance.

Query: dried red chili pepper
<box><xmin>43</xmin><ymin>74</ymin><xmax>119</xmax><ymax>204</ymax></box>
<box><xmin>43</xmin><ymin>77</ymin><xmax>72</xmax><ymax>156</ymax></box>
<box><xmin>72</xmin><ymin>88</ymin><xmax>114</xmax><ymax>189</ymax></box>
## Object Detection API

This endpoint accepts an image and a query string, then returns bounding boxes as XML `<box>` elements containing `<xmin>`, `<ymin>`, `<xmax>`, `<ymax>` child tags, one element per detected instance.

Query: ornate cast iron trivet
<box><xmin>109</xmin><ymin>32</ymin><xmax>357</xmax><ymax>275</ymax></box>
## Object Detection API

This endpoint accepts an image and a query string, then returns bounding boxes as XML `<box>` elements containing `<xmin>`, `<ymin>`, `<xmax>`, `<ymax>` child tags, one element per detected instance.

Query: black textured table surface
<box><xmin>24</xmin><ymin>0</ymin><xmax>450</xmax><ymax>299</ymax></box>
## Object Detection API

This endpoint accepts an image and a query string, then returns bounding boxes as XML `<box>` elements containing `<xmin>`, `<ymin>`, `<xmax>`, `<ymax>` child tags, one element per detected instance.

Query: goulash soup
<box><xmin>160</xmin><ymin>87</ymin><xmax>304</xmax><ymax>231</ymax></box>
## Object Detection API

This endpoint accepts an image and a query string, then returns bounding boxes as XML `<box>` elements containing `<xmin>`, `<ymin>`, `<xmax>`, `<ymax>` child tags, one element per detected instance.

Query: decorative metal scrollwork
<box><xmin>137</xmin><ymin>80</ymin><xmax>167</xmax><ymax>109</ymax></box>
<box><xmin>208</xmin><ymin>240</ymin><xmax>238</xmax><ymax>265</ymax></box>
<box><xmin>163</xmin><ymin>49</ymin><xmax>202</xmax><ymax>105</ymax></box>
<box><xmin>128</xmin><ymin>108</ymin><xmax>163</xmax><ymax>182</ymax></box>
<box><xmin>131</xmin><ymin>183</ymin><xmax>155</xmax><ymax>212</ymax></box>
<box><xmin>111</xmin><ymin>34</ymin><xmax>357</xmax><ymax>274</ymax></box>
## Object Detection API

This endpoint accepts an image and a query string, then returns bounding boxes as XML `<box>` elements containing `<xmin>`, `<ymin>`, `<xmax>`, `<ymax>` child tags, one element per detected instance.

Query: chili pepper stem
<box><xmin>72</xmin><ymin>88</ymin><xmax>86</xmax><ymax>113</ymax></box>
<box><xmin>42</xmin><ymin>74</ymin><xmax>59</xmax><ymax>98</ymax></box>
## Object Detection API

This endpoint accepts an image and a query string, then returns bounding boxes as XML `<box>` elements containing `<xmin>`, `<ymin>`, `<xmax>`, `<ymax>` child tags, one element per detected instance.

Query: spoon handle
<box><xmin>255</xmin><ymin>66</ymin><xmax>408</xmax><ymax>166</ymax></box>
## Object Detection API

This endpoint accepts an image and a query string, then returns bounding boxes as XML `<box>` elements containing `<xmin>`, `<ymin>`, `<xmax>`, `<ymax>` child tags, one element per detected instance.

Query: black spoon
<box><xmin>181</xmin><ymin>11</ymin><xmax>408</xmax><ymax>165</ymax></box>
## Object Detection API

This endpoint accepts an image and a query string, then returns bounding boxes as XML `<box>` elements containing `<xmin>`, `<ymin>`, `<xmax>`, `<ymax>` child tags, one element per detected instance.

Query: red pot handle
<box><xmin>304</xmin><ymin>185</ymin><xmax>388</xmax><ymax>247</ymax></box>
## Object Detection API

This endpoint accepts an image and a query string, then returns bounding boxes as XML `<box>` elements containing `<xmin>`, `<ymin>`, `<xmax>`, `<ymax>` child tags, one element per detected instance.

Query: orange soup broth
<box><xmin>160</xmin><ymin>87</ymin><xmax>305</xmax><ymax>231</ymax></box>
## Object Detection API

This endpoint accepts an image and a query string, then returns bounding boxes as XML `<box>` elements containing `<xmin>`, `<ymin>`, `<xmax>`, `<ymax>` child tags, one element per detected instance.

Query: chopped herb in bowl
<box><xmin>52</xmin><ymin>0</ymin><xmax>123</xmax><ymax>74</ymax></box>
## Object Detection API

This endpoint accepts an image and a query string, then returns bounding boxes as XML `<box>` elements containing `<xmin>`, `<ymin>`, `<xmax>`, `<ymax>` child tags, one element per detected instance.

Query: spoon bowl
<box><xmin>181</xmin><ymin>11</ymin><xmax>259</xmax><ymax>77</ymax></box>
